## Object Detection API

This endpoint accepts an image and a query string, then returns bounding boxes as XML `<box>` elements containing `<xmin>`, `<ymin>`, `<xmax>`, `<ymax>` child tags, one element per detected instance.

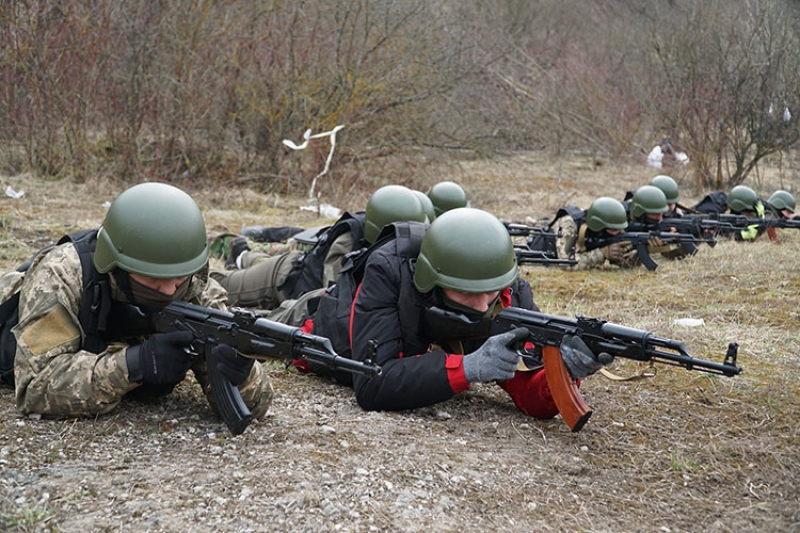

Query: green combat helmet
<box><xmin>413</xmin><ymin>190</ymin><xmax>437</xmax><ymax>223</ymax></box>
<box><xmin>630</xmin><ymin>185</ymin><xmax>669</xmax><ymax>220</ymax></box>
<box><xmin>363</xmin><ymin>185</ymin><xmax>428</xmax><ymax>244</ymax></box>
<box><xmin>726</xmin><ymin>185</ymin><xmax>758</xmax><ymax>213</ymax></box>
<box><xmin>427</xmin><ymin>181</ymin><xmax>469</xmax><ymax>218</ymax></box>
<box><xmin>767</xmin><ymin>190</ymin><xmax>796</xmax><ymax>214</ymax></box>
<box><xmin>414</xmin><ymin>208</ymin><xmax>517</xmax><ymax>293</ymax></box>
<box><xmin>94</xmin><ymin>182</ymin><xmax>209</xmax><ymax>278</ymax></box>
<box><xmin>585</xmin><ymin>197</ymin><xmax>629</xmax><ymax>232</ymax></box>
<box><xmin>649</xmin><ymin>175</ymin><xmax>680</xmax><ymax>204</ymax></box>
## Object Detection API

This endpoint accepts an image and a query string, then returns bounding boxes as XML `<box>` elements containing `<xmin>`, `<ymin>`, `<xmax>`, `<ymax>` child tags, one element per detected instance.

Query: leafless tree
<box><xmin>643</xmin><ymin>0</ymin><xmax>800</xmax><ymax>189</ymax></box>
<box><xmin>1</xmin><ymin>0</ymin><xmax>798</xmax><ymax>192</ymax></box>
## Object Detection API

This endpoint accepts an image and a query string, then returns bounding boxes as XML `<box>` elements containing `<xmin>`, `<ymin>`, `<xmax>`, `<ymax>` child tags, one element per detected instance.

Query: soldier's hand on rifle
<box><xmin>125</xmin><ymin>331</ymin><xmax>195</xmax><ymax>385</ymax></box>
<box><xmin>603</xmin><ymin>243</ymin><xmax>624</xmax><ymax>262</ymax></box>
<box><xmin>560</xmin><ymin>335</ymin><xmax>614</xmax><ymax>379</ymax></box>
<box><xmin>212</xmin><ymin>344</ymin><xmax>255</xmax><ymax>386</ymax></box>
<box><xmin>463</xmin><ymin>328</ymin><xmax>528</xmax><ymax>383</ymax></box>
<box><xmin>647</xmin><ymin>235</ymin><xmax>664</xmax><ymax>248</ymax></box>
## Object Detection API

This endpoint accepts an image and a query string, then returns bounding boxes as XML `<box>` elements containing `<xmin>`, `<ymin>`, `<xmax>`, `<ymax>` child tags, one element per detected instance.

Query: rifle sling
<box><xmin>599</xmin><ymin>365</ymin><xmax>657</xmax><ymax>382</ymax></box>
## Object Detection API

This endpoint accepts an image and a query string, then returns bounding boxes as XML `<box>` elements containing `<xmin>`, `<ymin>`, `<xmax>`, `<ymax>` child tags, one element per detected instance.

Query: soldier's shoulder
<box><xmin>194</xmin><ymin>270</ymin><xmax>228</xmax><ymax>310</ymax></box>
<box><xmin>26</xmin><ymin>241</ymin><xmax>83</xmax><ymax>278</ymax></box>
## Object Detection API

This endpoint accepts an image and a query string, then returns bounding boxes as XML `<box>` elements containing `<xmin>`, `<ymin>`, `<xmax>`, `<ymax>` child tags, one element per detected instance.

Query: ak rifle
<box><xmin>505</xmin><ymin>221</ymin><xmax>575</xmax><ymax>266</ymax></box>
<box><xmin>586</xmin><ymin>230</ymin><xmax>713</xmax><ymax>271</ymax></box>
<box><xmin>156</xmin><ymin>301</ymin><xmax>381</xmax><ymax>435</ymax></box>
<box><xmin>424</xmin><ymin>305</ymin><xmax>742</xmax><ymax>432</ymax></box>
<box><xmin>629</xmin><ymin>218</ymin><xmax>719</xmax><ymax>245</ymax></box>
<box><xmin>514</xmin><ymin>246</ymin><xmax>578</xmax><ymax>267</ymax></box>
<box><xmin>680</xmin><ymin>213</ymin><xmax>800</xmax><ymax>233</ymax></box>
<box><xmin>503</xmin><ymin>221</ymin><xmax>552</xmax><ymax>237</ymax></box>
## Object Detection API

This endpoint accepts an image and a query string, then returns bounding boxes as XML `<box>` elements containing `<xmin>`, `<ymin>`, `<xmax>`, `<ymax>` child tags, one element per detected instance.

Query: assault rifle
<box><xmin>667</xmin><ymin>213</ymin><xmax>798</xmax><ymax>243</ymax></box>
<box><xmin>585</xmin><ymin>230</ymin><xmax>712</xmax><ymax>271</ymax></box>
<box><xmin>505</xmin><ymin>222</ymin><xmax>571</xmax><ymax>266</ymax></box>
<box><xmin>424</xmin><ymin>305</ymin><xmax>742</xmax><ymax>432</ymax></box>
<box><xmin>156</xmin><ymin>301</ymin><xmax>381</xmax><ymax>435</ymax></box>
<box><xmin>514</xmin><ymin>246</ymin><xmax>578</xmax><ymax>267</ymax></box>
<box><xmin>503</xmin><ymin>222</ymin><xmax>551</xmax><ymax>238</ymax></box>
<box><xmin>680</xmin><ymin>213</ymin><xmax>800</xmax><ymax>233</ymax></box>
<box><xmin>629</xmin><ymin>218</ymin><xmax>719</xmax><ymax>246</ymax></box>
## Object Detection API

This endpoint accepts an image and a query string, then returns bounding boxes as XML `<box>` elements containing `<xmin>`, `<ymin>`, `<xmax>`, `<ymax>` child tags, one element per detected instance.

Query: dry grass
<box><xmin>0</xmin><ymin>153</ymin><xmax>798</xmax><ymax>532</ymax></box>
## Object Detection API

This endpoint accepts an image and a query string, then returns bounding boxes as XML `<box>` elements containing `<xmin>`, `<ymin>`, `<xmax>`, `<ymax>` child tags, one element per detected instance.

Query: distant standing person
<box><xmin>647</xmin><ymin>138</ymin><xmax>689</xmax><ymax>169</ymax></box>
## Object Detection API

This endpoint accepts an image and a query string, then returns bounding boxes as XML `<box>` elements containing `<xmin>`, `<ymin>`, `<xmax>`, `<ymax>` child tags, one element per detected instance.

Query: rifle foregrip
<box><xmin>208</xmin><ymin>347</ymin><xmax>253</xmax><ymax>435</ymax></box>
<box><xmin>542</xmin><ymin>345</ymin><xmax>592</xmax><ymax>432</ymax></box>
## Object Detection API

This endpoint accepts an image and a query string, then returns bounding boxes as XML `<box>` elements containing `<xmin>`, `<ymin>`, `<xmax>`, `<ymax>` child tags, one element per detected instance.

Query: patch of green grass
<box><xmin>0</xmin><ymin>505</ymin><xmax>53</xmax><ymax>532</ymax></box>
<box><xmin>669</xmin><ymin>452</ymin><xmax>700</xmax><ymax>473</ymax></box>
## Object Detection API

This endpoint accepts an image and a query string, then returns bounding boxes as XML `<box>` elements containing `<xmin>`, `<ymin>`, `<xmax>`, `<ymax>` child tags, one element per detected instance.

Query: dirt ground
<box><xmin>1</xmin><ymin>154</ymin><xmax>798</xmax><ymax>533</ymax></box>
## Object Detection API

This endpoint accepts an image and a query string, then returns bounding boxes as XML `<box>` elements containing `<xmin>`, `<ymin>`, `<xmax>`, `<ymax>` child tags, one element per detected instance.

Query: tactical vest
<box><xmin>311</xmin><ymin>221</ymin><xmax>428</xmax><ymax>386</ymax></box>
<box><xmin>279</xmin><ymin>211</ymin><xmax>367</xmax><ymax>299</ymax></box>
<box><xmin>0</xmin><ymin>230</ymin><xmax>113</xmax><ymax>386</ymax></box>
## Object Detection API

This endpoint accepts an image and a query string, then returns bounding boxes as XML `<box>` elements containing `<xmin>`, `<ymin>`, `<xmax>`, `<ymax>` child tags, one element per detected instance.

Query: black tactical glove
<box><xmin>212</xmin><ymin>344</ymin><xmax>255</xmax><ymax>386</ymax></box>
<box><xmin>462</xmin><ymin>328</ymin><xmax>528</xmax><ymax>383</ymax></box>
<box><xmin>560</xmin><ymin>334</ymin><xmax>614</xmax><ymax>379</ymax></box>
<box><xmin>125</xmin><ymin>331</ymin><xmax>195</xmax><ymax>385</ymax></box>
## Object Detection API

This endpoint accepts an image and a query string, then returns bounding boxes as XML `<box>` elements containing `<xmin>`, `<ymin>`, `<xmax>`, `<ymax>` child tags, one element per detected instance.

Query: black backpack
<box><xmin>526</xmin><ymin>204</ymin><xmax>586</xmax><ymax>256</ymax></box>
<box><xmin>692</xmin><ymin>191</ymin><xmax>728</xmax><ymax>215</ymax></box>
<box><xmin>0</xmin><ymin>230</ymin><xmax>110</xmax><ymax>386</ymax></box>
<box><xmin>279</xmin><ymin>211</ymin><xmax>367</xmax><ymax>299</ymax></box>
<box><xmin>310</xmin><ymin>221</ymin><xmax>428</xmax><ymax>385</ymax></box>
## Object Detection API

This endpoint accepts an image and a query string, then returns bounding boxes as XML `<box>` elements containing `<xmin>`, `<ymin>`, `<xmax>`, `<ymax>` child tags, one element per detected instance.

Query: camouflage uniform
<box><xmin>552</xmin><ymin>216</ymin><xmax>639</xmax><ymax>270</ymax></box>
<box><xmin>13</xmin><ymin>242</ymin><xmax>273</xmax><ymax>419</ymax></box>
<box><xmin>632</xmin><ymin>216</ymin><xmax>692</xmax><ymax>261</ymax></box>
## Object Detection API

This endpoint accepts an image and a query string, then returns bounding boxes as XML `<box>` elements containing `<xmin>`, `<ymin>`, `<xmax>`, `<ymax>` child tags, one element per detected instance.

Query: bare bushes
<box><xmin>1</xmin><ymin>1</ymin><xmax>798</xmax><ymax>193</ymax></box>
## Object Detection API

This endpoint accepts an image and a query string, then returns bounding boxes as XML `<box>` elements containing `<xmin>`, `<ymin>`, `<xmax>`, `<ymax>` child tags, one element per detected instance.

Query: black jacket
<box><xmin>348</xmin><ymin>232</ymin><xmax>557</xmax><ymax>417</ymax></box>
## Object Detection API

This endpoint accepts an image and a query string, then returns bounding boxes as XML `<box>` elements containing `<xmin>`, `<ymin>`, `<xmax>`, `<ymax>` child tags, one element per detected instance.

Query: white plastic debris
<box><xmin>5</xmin><ymin>186</ymin><xmax>24</xmax><ymax>199</ymax></box>
<box><xmin>672</xmin><ymin>318</ymin><xmax>705</xmax><ymax>328</ymax></box>
<box><xmin>300</xmin><ymin>203</ymin><xmax>341</xmax><ymax>219</ymax></box>
<box><xmin>283</xmin><ymin>125</ymin><xmax>346</xmax><ymax>199</ymax></box>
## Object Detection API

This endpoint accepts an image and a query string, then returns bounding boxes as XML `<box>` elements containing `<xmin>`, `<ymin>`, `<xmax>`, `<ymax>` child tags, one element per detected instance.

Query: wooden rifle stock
<box><xmin>542</xmin><ymin>345</ymin><xmax>592</xmax><ymax>432</ymax></box>
<box><xmin>766</xmin><ymin>226</ymin><xmax>780</xmax><ymax>243</ymax></box>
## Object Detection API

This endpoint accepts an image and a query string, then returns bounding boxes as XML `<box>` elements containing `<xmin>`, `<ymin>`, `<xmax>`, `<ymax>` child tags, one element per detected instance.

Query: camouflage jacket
<box><xmin>12</xmin><ymin>241</ymin><xmax>272</xmax><ymax>419</ymax></box>
<box><xmin>553</xmin><ymin>216</ymin><xmax>633</xmax><ymax>270</ymax></box>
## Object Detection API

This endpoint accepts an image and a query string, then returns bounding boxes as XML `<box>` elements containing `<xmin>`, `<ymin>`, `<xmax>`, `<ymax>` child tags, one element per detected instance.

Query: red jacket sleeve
<box><xmin>291</xmin><ymin>317</ymin><xmax>316</xmax><ymax>374</ymax></box>
<box><xmin>498</xmin><ymin>368</ymin><xmax>560</xmax><ymax>420</ymax></box>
